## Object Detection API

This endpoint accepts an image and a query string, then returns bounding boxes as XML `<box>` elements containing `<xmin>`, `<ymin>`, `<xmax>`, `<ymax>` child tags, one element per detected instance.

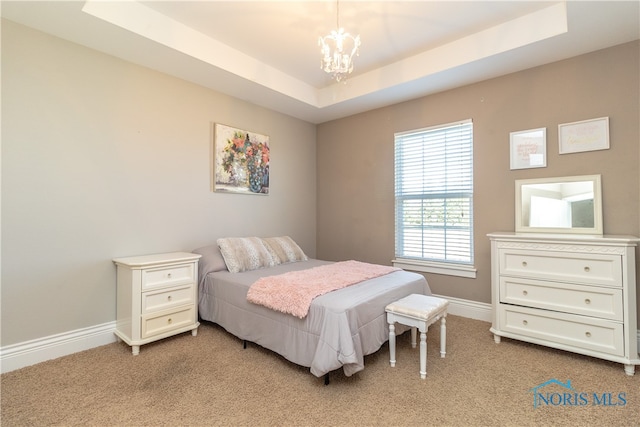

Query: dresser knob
<box><xmin>167</xmin><ymin>295</ymin><xmax>172</xmax><ymax>301</ymax></box>
<box><xmin>522</xmin><ymin>320</ymin><xmax>528</xmax><ymax>326</ymax></box>
<box><xmin>522</xmin><ymin>261</ymin><xmax>528</xmax><ymax>267</ymax></box>
<box><xmin>585</xmin><ymin>331</ymin><xmax>591</xmax><ymax>338</ymax></box>
<box><xmin>584</xmin><ymin>298</ymin><xmax>591</xmax><ymax>305</ymax></box>
<box><xmin>168</xmin><ymin>318</ymin><xmax>172</xmax><ymax>324</ymax></box>
<box><xmin>584</xmin><ymin>266</ymin><xmax>590</xmax><ymax>272</ymax></box>
<box><xmin>167</xmin><ymin>273</ymin><xmax>172</xmax><ymax>278</ymax></box>
<box><xmin>522</xmin><ymin>290</ymin><xmax>528</xmax><ymax>296</ymax></box>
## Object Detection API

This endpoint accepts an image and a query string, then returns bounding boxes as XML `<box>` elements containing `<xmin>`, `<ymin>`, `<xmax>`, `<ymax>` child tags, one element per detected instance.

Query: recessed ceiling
<box><xmin>2</xmin><ymin>1</ymin><xmax>639</xmax><ymax>123</ymax></box>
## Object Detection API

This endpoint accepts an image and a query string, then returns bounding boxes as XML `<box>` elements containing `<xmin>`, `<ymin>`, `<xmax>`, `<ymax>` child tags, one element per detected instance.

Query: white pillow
<box><xmin>262</xmin><ymin>236</ymin><xmax>308</xmax><ymax>264</ymax></box>
<box><xmin>217</xmin><ymin>237</ymin><xmax>276</xmax><ymax>273</ymax></box>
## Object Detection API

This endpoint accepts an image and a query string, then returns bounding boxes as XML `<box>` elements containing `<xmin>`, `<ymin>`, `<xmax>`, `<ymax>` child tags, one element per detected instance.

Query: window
<box><xmin>393</xmin><ymin>120</ymin><xmax>475</xmax><ymax>278</ymax></box>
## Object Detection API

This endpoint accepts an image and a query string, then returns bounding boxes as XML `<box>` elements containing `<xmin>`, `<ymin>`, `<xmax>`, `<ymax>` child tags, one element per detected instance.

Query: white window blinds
<box><xmin>394</xmin><ymin>120</ymin><xmax>474</xmax><ymax>265</ymax></box>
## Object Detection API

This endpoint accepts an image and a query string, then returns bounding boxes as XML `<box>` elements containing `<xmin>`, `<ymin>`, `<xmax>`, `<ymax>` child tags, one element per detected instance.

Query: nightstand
<box><xmin>113</xmin><ymin>252</ymin><xmax>202</xmax><ymax>355</ymax></box>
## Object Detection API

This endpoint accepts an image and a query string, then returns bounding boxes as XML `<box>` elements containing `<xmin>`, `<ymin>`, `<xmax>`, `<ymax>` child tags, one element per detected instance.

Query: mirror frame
<box><xmin>515</xmin><ymin>174</ymin><xmax>603</xmax><ymax>235</ymax></box>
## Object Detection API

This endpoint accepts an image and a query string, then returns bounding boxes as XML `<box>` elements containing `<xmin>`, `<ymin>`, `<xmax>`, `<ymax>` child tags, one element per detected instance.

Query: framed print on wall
<box><xmin>212</xmin><ymin>123</ymin><xmax>270</xmax><ymax>194</ymax></box>
<box><xmin>559</xmin><ymin>117</ymin><xmax>609</xmax><ymax>154</ymax></box>
<box><xmin>510</xmin><ymin>127</ymin><xmax>547</xmax><ymax>170</ymax></box>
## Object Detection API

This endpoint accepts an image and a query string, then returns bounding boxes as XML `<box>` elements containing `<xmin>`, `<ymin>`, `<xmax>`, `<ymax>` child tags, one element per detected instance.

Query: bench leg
<box><xmin>420</xmin><ymin>330</ymin><xmax>427</xmax><ymax>379</ymax></box>
<box><xmin>389</xmin><ymin>323</ymin><xmax>396</xmax><ymax>367</ymax></box>
<box><xmin>440</xmin><ymin>315</ymin><xmax>447</xmax><ymax>358</ymax></box>
<box><xmin>411</xmin><ymin>327</ymin><xmax>417</xmax><ymax>348</ymax></box>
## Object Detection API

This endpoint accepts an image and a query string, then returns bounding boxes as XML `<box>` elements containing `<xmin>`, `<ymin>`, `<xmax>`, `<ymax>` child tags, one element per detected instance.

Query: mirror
<box><xmin>515</xmin><ymin>175</ymin><xmax>603</xmax><ymax>235</ymax></box>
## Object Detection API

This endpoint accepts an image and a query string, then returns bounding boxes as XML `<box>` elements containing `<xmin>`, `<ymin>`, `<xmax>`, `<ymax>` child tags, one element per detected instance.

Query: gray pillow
<box><xmin>192</xmin><ymin>244</ymin><xmax>228</xmax><ymax>287</ymax></box>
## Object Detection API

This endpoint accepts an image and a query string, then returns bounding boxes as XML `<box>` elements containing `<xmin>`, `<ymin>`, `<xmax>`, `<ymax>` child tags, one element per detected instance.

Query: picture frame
<box><xmin>509</xmin><ymin>127</ymin><xmax>547</xmax><ymax>170</ymax></box>
<box><xmin>212</xmin><ymin>123</ymin><xmax>270</xmax><ymax>195</ymax></box>
<box><xmin>558</xmin><ymin>117</ymin><xmax>609</xmax><ymax>154</ymax></box>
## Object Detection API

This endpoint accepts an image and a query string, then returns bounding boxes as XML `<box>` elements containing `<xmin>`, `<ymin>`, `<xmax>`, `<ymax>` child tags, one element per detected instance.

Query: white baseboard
<box><xmin>433</xmin><ymin>293</ymin><xmax>492</xmax><ymax>322</ymax></box>
<box><xmin>0</xmin><ymin>321</ymin><xmax>117</xmax><ymax>373</ymax></box>
<box><xmin>1</xmin><ymin>297</ymin><xmax>638</xmax><ymax>374</ymax></box>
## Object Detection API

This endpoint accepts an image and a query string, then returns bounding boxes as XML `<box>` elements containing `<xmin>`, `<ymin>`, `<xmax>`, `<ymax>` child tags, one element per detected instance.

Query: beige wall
<box><xmin>1</xmin><ymin>20</ymin><xmax>317</xmax><ymax>346</ymax></box>
<box><xmin>317</xmin><ymin>41</ymin><xmax>640</xmax><ymax>322</ymax></box>
<box><xmin>3</xmin><ymin>19</ymin><xmax>639</xmax><ymax>348</ymax></box>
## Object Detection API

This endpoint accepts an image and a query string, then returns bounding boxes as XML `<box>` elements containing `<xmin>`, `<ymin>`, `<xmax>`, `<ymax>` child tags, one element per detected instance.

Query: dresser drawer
<box><xmin>498</xmin><ymin>304</ymin><xmax>624</xmax><ymax>357</ymax></box>
<box><xmin>141</xmin><ymin>306</ymin><xmax>195</xmax><ymax>339</ymax></box>
<box><xmin>142</xmin><ymin>284</ymin><xmax>194</xmax><ymax>314</ymax></box>
<box><xmin>141</xmin><ymin>263</ymin><xmax>195</xmax><ymax>290</ymax></box>
<box><xmin>500</xmin><ymin>277</ymin><xmax>623</xmax><ymax>321</ymax></box>
<box><xmin>499</xmin><ymin>249</ymin><xmax>622</xmax><ymax>286</ymax></box>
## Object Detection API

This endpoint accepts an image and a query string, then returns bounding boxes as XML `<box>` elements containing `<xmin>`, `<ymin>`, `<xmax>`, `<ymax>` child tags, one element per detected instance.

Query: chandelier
<box><xmin>318</xmin><ymin>0</ymin><xmax>361</xmax><ymax>82</ymax></box>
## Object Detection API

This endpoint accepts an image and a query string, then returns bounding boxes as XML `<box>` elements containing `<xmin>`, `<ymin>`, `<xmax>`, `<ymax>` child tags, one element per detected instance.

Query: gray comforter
<box><xmin>198</xmin><ymin>259</ymin><xmax>430</xmax><ymax>377</ymax></box>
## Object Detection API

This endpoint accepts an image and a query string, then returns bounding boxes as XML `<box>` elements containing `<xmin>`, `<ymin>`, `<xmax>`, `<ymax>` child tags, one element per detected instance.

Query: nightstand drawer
<box><xmin>142</xmin><ymin>284</ymin><xmax>195</xmax><ymax>314</ymax></box>
<box><xmin>499</xmin><ymin>249</ymin><xmax>621</xmax><ymax>286</ymax></box>
<box><xmin>500</xmin><ymin>277</ymin><xmax>623</xmax><ymax>321</ymax></box>
<box><xmin>141</xmin><ymin>306</ymin><xmax>195</xmax><ymax>339</ymax></box>
<box><xmin>498</xmin><ymin>304</ymin><xmax>624</xmax><ymax>357</ymax></box>
<box><xmin>142</xmin><ymin>264</ymin><xmax>194</xmax><ymax>290</ymax></box>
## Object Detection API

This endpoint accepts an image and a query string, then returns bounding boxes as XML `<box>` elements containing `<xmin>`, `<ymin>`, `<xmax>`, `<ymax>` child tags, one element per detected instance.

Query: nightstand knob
<box><xmin>584</xmin><ymin>266</ymin><xmax>590</xmax><ymax>272</ymax></box>
<box><xmin>522</xmin><ymin>320</ymin><xmax>528</xmax><ymax>326</ymax></box>
<box><xmin>585</xmin><ymin>331</ymin><xmax>591</xmax><ymax>338</ymax></box>
<box><xmin>522</xmin><ymin>290</ymin><xmax>528</xmax><ymax>296</ymax></box>
<box><xmin>167</xmin><ymin>295</ymin><xmax>172</xmax><ymax>301</ymax></box>
<box><xmin>522</xmin><ymin>261</ymin><xmax>528</xmax><ymax>267</ymax></box>
<box><xmin>167</xmin><ymin>273</ymin><xmax>173</xmax><ymax>278</ymax></box>
<box><xmin>167</xmin><ymin>318</ymin><xmax>172</xmax><ymax>324</ymax></box>
<box><xmin>585</xmin><ymin>298</ymin><xmax>591</xmax><ymax>305</ymax></box>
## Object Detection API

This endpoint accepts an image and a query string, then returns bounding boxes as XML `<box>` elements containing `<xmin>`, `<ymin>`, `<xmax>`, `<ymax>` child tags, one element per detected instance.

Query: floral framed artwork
<box><xmin>212</xmin><ymin>123</ymin><xmax>270</xmax><ymax>194</ymax></box>
<box><xmin>510</xmin><ymin>127</ymin><xmax>547</xmax><ymax>170</ymax></box>
<box><xmin>559</xmin><ymin>117</ymin><xmax>609</xmax><ymax>154</ymax></box>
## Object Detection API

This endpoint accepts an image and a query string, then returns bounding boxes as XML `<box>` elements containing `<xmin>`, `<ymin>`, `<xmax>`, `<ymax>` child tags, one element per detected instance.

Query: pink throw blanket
<box><xmin>246</xmin><ymin>260</ymin><xmax>400</xmax><ymax>318</ymax></box>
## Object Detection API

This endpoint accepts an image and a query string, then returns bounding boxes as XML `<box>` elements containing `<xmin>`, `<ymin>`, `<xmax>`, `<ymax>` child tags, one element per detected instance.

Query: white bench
<box><xmin>385</xmin><ymin>294</ymin><xmax>449</xmax><ymax>379</ymax></box>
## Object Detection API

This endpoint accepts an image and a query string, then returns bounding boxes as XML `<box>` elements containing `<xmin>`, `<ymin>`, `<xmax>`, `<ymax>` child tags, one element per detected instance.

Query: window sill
<box><xmin>392</xmin><ymin>259</ymin><xmax>477</xmax><ymax>279</ymax></box>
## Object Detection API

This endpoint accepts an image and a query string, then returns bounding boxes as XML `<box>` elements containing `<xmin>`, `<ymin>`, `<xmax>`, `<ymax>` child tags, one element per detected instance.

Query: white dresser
<box><xmin>113</xmin><ymin>252</ymin><xmax>201</xmax><ymax>355</ymax></box>
<box><xmin>488</xmin><ymin>232</ymin><xmax>640</xmax><ymax>375</ymax></box>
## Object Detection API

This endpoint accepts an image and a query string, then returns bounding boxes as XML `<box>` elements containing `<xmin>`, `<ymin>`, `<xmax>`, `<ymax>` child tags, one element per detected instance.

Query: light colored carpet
<box><xmin>2</xmin><ymin>315</ymin><xmax>639</xmax><ymax>426</ymax></box>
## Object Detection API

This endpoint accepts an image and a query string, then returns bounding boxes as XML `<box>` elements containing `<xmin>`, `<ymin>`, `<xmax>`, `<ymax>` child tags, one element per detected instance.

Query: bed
<box><xmin>193</xmin><ymin>237</ymin><xmax>430</xmax><ymax>379</ymax></box>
